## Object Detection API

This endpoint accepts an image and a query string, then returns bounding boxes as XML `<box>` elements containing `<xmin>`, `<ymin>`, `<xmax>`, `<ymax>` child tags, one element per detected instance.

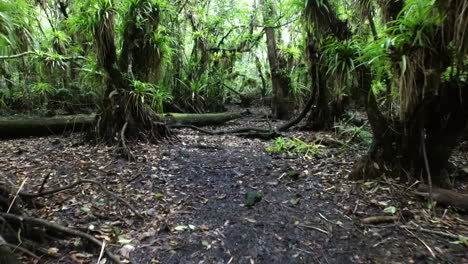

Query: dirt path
<box><xmin>130</xmin><ymin>133</ymin><xmax>363</xmax><ymax>263</ymax></box>
<box><xmin>0</xmin><ymin>116</ymin><xmax>467</xmax><ymax>263</ymax></box>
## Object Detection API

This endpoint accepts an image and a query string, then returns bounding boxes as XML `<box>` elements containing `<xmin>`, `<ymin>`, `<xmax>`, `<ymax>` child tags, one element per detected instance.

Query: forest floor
<box><xmin>1</xmin><ymin>108</ymin><xmax>468</xmax><ymax>264</ymax></box>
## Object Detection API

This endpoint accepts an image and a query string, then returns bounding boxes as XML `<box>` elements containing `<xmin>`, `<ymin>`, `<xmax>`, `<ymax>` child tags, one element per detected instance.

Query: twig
<box><xmin>97</xmin><ymin>240</ymin><xmax>106</xmax><ymax>264</ymax></box>
<box><xmin>7</xmin><ymin>178</ymin><xmax>28</xmax><ymax>214</ymax></box>
<box><xmin>407</xmin><ymin>222</ymin><xmax>459</xmax><ymax>239</ymax></box>
<box><xmin>295</xmin><ymin>223</ymin><xmax>329</xmax><ymax>235</ymax></box>
<box><xmin>421</xmin><ymin>129</ymin><xmax>434</xmax><ymax>208</ymax></box>
<box><xmin>318</xmin><ymin>213</ymin><xmax>340</xmax><ymax>226</ymax></box>
<box><xmin>20</xmin><ymin>179</ymin><xmax>144</xmax><ymax>219</ymax></box>
<box><xmin>0</xmin><ymin>213</ymin><xmax>122</xmax><ymax>264</ymax></box>
<box><xmin>38</xmin><ymin>174</ymin><xmax>51</xmax><ymax>195</ymax></box>
<box><xmin>402</xmin><ymin>226</ymin><xmax>436</xmax><ymax>259</ymax></box>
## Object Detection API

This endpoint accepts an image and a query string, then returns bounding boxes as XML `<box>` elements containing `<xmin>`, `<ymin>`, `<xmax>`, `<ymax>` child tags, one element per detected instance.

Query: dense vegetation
<box><xmin>0</xmin><ymin>0</ymin><xmax>467</xmax><ymax>263</ymax></box>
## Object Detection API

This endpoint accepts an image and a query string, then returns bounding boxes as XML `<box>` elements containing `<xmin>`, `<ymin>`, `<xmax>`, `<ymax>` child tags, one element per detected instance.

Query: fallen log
<box><xmin>0</xmin><ymin>114</ymin><xmax>94</xmax><ymax>139</ymax></box>
<box><xmin>0</xmin><ymin>112</ymin><xmax>241</xmax><ymax>139</ymax></box>
<box><xmin>163</xmin><ymin>112</ymin><xmax>241</xmax><ymax>126</ymax></box>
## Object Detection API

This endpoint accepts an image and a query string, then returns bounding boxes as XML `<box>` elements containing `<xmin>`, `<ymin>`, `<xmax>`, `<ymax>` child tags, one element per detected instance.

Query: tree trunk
<box><xmin>261</xmin><ymin>0</ymin><xmax>292</xmax><ymax>120</ymax></box>
<box><xmin>91</xmin><ymin>2</ymin><xmax>171</xmax><ymax>150</ymax></box>
<box><xmin>351</xmin><ymin>70</ymin><xmax>468</xmax><ymax>187</ymax></box>
<box><xmin>304</xmin><ymin>36</ymin><xmax>334</xmax><ymax>130</ymax></box>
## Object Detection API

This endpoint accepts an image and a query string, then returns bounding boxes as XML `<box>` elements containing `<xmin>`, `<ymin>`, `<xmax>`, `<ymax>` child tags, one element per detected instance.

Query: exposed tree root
<box><xmin>120</xmin><ymin>121</ymin><xmax>136</xmax><ymax>161</ymax></box>
<box><xmin>0</xmin><ymin>171</ymin><xmax>141</xmax><ymax>263</ymax></box>
<box><xmin>415</xmin><ymin>184</ymin><xmax>468</xmax><ymax>211</ymax></box>
<box><xmin>0</xmin><ymin>234</ymin><xmax>20</xmax><ymax>264</ymax></box>
<box><xmin>0</xmin><ymin>213</ymin><xmax>123</xmax><ymax>264</ymax></box>
<box><xmin>19</xmin><ymin>178</ymin><xmax>144</xmax><ymax>219</ymax></box>
<box><xmin>3</xmin><ymin>241</ymin><xmax>39</xmax><ymax>260</ymax></box>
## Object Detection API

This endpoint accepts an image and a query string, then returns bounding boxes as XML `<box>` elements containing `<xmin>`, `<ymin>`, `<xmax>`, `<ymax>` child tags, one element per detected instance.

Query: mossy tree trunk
<box><xmin>306</xmin><ymin>0</ymin><xmax>468</xmax><ymax>187</ymax></box>
<box><xmin>304</xmin><ymin>35</ymin><xmax>332</xmax><ymax>130</ymax></box>
<box><xmin>92</xmin><ymin>0</ymin><xmax>171</xmax><ymax>155</ymax></box>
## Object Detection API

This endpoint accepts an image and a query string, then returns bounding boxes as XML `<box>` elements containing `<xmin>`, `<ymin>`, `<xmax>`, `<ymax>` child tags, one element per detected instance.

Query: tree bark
<box><xmin>255</xmin><ymin>56</ymin><xmax>268</xmax><ymax>98</ymax></box>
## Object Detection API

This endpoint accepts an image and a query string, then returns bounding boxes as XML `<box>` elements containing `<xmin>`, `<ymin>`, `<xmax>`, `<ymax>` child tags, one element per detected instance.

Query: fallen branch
<box><xmin>0</xmin><ymin>213</ymin><xmax>122</xmax><ymax>264</ymax></box>
<box><xmin>20</xmin><ymin>178</ymin><xmax>144</xmax><ymax>219</ymax></box>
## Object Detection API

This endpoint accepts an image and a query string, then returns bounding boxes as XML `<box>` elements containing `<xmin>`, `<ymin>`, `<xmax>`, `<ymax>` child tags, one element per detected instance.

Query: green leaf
<box><xmin>401</xmin><ymin>55</ymin><xmax>407</xmax><ymax>74</ymax></box>
<box><xmin>81</xmin><ymin>205</ymin><xmax>91</xmax><ymax>213</ymax></box>
<box><xmin>450</xmin><ymin>235</ymin><xmax>468</xmax><ymax>247</ymax></box>
<box><xmin>73</xmin><ymin>239</ymin><xmax>82</xmax><ymax>247</ymax></box>
<box><xmin>118</xmin><ymin>237</ymin><xmax>133</xmax><ymax>245</ymax></box>
<box><xmin>245</xmin><ymin>191</ymin><xmax>262</xmax><ymax>207</ymax></box>
<box><xmin>202</xmin><ymin>240</ymin><xmax>210</xmax><ymax>249</ymax></box>
<box><xmin>174</xmin><ymin>225</ymin><xmax>189</xmax><ymax>231</ymax></box>
<box><xmin>154</xmin><ymin>193</ymin><xmax>164</xmax><ymax>199</ymax></box>
<box><xmin>113</xmin><ymin>227</ymin><xmax>122</xmax><ymax>235</ymax></box>
<box><xmin>383</xmin><ymin>206</ymin><xmax>397</xmax><ymax>215</ymax></box>
<box><xmin>290</xmin><ymin>199</ymin><xmax>299</xmax><ymax>205</ymax></box>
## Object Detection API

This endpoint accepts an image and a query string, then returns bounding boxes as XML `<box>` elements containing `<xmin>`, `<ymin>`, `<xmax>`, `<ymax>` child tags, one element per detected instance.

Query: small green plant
<box><xmin>267</xmin><ymin>137</ymin><xmax>323</xmax><ymax>156</ymax></box>
<box><xmin>0</xmin><ymin>88</ymin><xmax>10</xmax><ymax>108</ymax></box>
<box><xmin>129</xmin><ymin>79</ymin><xmax>172</xmax><ymax>113</ymax></box>
<box><xmin>151</xmin><ymin>85</ymin><xmax>173</xmax><ymax>114</ymax></box>
<box><xmin>451</xmin><ymin>235</ymin><xmax>468</xmax><ymax>247</ymax></box>
<box><xmin>31</xmin><ymin>82</ymin><xmax>55</xmax><ymax>106</ymax></box>
<box><xmin>267</xmin><ymin>137</ymin><xmax>288</xmax><ymax>152</ymax></box>
<box><xmin>130</xmin><ymin>80</ymin><xmax>154</xmax><ymax>104</ymax></box>
<box><xmin>334</xmin><ymin>121</ymin><xmax>373</xmax><ymax>146</ymax></box>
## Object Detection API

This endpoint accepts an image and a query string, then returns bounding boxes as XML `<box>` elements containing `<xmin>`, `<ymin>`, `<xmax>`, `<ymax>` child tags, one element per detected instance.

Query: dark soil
<box><xmin>0</xmin><ymin>110</ymin><xmax>467</xmax><ymax>264</ymax></box>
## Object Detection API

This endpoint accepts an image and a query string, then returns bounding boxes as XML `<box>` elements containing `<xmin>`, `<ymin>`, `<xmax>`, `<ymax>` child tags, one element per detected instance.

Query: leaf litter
<box><xmin>0</xmin><ymin>109</ymin><xmax>467</xmax><ymax>263</ymax></box>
